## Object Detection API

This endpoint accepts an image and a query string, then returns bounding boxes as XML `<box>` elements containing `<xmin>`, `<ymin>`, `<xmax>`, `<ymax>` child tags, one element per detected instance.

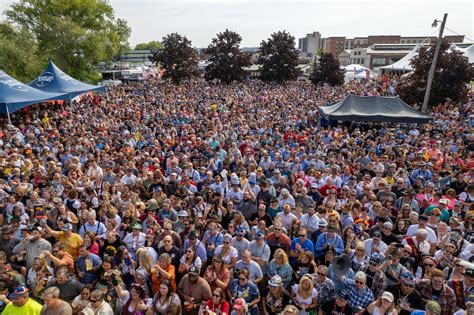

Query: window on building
<box><xmin>372</xmin><ymin>58</ymin><xmax>386</xmax><ymax>65</ymax></box>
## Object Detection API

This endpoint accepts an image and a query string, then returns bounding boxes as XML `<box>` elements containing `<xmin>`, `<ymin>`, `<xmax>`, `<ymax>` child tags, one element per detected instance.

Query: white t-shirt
<box><xmin>214</xmin><ymin>245</ymin><xmax>238</xmax><ymax>264</ymax></box>
<box><xmin>406</xmin><ymin>225</ymin><xmax>437</xmax><ymax>243</ymax></box>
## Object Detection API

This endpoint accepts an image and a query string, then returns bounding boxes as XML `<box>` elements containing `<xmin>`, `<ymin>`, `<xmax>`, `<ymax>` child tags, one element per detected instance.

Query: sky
<box><xmin>1</xmin><ymin>0</ymin><xmax>473</xmax><ymax>48</ymax></box>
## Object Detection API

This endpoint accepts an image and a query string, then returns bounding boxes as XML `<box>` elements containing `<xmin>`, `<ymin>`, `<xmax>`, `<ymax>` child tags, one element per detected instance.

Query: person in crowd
<box><xmin>416</xmin><ymin>269</ymin><xmax>457</xmax><ymax>315</ymax></box>
<box><xmin>339</xmin><ymin>271</ymin><xmax>375</xmax><ymax>313</ymax></box>
<box><xmin>152</xmin><ymin>279</ymin><xmax>181</xmax><ymax>315</ymax></box>
<box><xmin>199</xmin><ymin>287</ymin><xmax>229</xmax><ymax>315</ymax></box>
<box><xmin>178</xmin><ymin>266</ymin><xmax>212</xmax><ymax>315</ymax></box>
<box><xmin>319</xmin><ymin>289</ymin><xmax>355</xmax><ymax>315</ymax></box>
<box><xmin>291</xmin><ymin>275</ymin><xmax>318</xmax><ymax>315</ymax></box>
<box><xmin>366</xmin><ymin>291</ymin><xmax>397</xmax><ymax>315</ymax></box>
<box><xmin>263</xmin><ymin>275</ymin><xmax>291</xmax><ymax>315</ymax></box>
<box><xmin>40</xmin><ymin>286</ymin><xmax>73</xmax><ymax>315</ymax></box>
<box><xmin>71</xmin><ymin>284</ymin><xmax>94</xmax><ymax>314</ymax></box>
<box><xmin>229</xmin><ymin>268</ymin><xmax>260</xmax><ymax>315</ymax></box>
<box><xmin>2</xmin><ymin>285</ymin><xmax>42</xmax><ymax>315</ymax></box>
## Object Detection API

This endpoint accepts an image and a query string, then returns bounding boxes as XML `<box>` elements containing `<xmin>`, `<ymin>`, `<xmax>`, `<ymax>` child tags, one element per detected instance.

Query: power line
<box><xmin>444</xmin><ymin>26</ymin><xmax>474</xmax><ymax>43</ymax></box>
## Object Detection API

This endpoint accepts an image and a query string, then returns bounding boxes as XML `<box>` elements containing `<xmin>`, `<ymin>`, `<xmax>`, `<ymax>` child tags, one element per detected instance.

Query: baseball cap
<box><xmin>255</xmin><ymin>231</ymin><xmax>264</xmax><ymax>240</ymax></box>
<box><xmin>400</xmin><ymin>271</ymin><xmax>416</xmax><ymax>286</ymax></box>
<box><xmin>8</xmin><ymin>285</ymin><xmax>29</xmax><ymax>299</ymax></box>
<box><xmin>188</xmin><ymin>230</ymin><xmax>198</xmax><ymax>239</ymax></box>
<box><xmin>382</xmin><ymin>292</ymin><xmax>394</xmax><ymax>303</ymax></box>
<box><xmin>370</xmin><ymin>253</ymin><xmax>383</xmax><ymax>264</ymax></box>
<box><xmin>62</xmin><ymin>223</ymin><xmax>73</xmax><ymax>231</ymax></box>
<box><xmin>318</xmin><ymin>219</ymin><xmax>328</xmax><ymax>227</ymax></box>
<box><xmin>372</xmin><ymin>231</ymin><xmax>382</xmax><ymax>239</ymax></box>
<box><xmin>233</xmin><ymin>298</ymin><xmax>246</xmax><ymax>310</ymax></box>
<box><xmin>236</xmin><ymin>227</ymin><xmax>245</xmax><ymax>235</ymax></box>
<box><xmin>188</xmin><ymin>266</ymin><xmax>199</xmax><ymax>275</ymax></box>
<box><xmin>132</xmin><ymin>223</ymin><xmax>143</xmax><ymax>230</ymax></box>
<box><xmin>439</xmin><ymin>198</ymin><xmax>449</xmax><ymax>205</ymax></box>
<box><xmin>338</xmin><ymin>290</ymin><xmax>350</xmax><ymax>300</ymax></box>
<box><xmin>178</xmin><ymin>210</ymin><xmax>189</xmax><ymax>217</ymax></box>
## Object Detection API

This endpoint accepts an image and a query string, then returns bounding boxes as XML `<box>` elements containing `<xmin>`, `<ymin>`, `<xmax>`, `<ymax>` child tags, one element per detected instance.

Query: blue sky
<box><xmin>1</xmin><ymin>0</ymin><xmax>473</xmax><ymax>48</ymax></box>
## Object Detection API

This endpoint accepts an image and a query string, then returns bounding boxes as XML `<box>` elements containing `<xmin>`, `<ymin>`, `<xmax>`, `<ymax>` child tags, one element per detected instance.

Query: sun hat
<box><xmin>268</xmin><ymin>275</ymin><xmax>283</xmax><ymax>287</ymax></box>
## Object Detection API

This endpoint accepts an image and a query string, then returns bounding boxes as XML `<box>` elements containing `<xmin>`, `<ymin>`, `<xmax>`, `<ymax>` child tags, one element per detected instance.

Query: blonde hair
<box><xmin>273</xmin><ymin>249</ymin><xmax>289</xmax><ymax>265</ymax></box>
<box><xmin>136</xmin><ymin>248</ymin><xmax>152</xmax><ymax>273</ymax></box>
<box><xmin>298</xmin><ymin>275</ymin><xmax>314</xmax><ymax>295</ymax></box>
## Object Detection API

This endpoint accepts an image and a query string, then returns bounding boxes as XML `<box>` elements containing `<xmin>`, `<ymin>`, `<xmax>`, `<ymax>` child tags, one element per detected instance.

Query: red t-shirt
<box><xmin>204</xmin><ymin>299</ymin><xmax>230</xmax><ymax>315</ymax></box>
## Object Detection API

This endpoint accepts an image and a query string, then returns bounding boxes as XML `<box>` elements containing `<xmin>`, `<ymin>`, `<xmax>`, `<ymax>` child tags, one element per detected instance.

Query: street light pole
<box><xmin>421</xmin><ymin>13</ymin><xmax>448</xmax><ymax>114</ymax></box>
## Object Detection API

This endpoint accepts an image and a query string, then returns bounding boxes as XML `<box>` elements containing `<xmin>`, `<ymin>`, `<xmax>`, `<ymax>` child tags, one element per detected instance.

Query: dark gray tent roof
<box><xmin>318</xmin><ymin>94</ymin><xmax>432</xmax><ymax>124</ymax></box>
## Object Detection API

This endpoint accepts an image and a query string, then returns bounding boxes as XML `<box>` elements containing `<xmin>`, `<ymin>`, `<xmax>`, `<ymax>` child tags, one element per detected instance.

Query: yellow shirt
<box><xmin>3</xmin><ymin>299</ymin><xmax>42</xmax><ymax>315</ymax></box>
<box><xmin>57</xmin><ymin>232</ymin><xmax>83</xmax><ymax>260</ymax></box>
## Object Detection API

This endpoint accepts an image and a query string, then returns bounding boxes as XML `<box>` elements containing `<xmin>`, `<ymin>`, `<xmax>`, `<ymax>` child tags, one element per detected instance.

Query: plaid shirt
<box><xmin>417</xmin><ymin>279</ymin><xmax>457</xmax><ymax>315</ymax></box>
<box><xmin>359</xmin><ymin>265</ymin><xmax>388</xmax><ymax>299</ymax></box>
<box><xmin>343</xmin><ymin>277</ymin><xmax>374</xmax><ymax>310</ymax></box>
<box><xmin>312</xmin><ymin>276</ymin><xmax>336</xmax><ymax>307</ymax></box>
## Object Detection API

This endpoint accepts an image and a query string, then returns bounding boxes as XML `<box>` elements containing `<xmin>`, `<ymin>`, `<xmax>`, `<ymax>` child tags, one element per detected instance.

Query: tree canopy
<box><xmin>135</xmin><ymin>41</ymin><xmax>163</xmax><ymax>51</ymax></box>
<box><xmin>4</xmin><ymin>0</ymin><xmax>131</xmax><ymax>82</ymax></box>
<box><xmin>0</xmin><ymin>22</ymin><xmax>45</xmax><ymax>83</ymax></box>
<box><xmin>204</xmin><ymin>29</ymin><xmax>251</xmax><ymax>83</ymax></box>
<box><xmin>310</xmin><ymin>51</ymin><xmax>345</xmax><ymax>86</ymax></box>
<box><xmin>259</xmin><ymin>31</ymin><xmax>300</xmax><ymax>82</ymax></box>
<box><xmin>151</xmin><ymin>33</ymin><xmax>198</xmax><ymax>84</ymax></box>
<box><xmin>397</xmin><ymin>40</ymin><xmax>474</xmax><ymax>109</ymax></box>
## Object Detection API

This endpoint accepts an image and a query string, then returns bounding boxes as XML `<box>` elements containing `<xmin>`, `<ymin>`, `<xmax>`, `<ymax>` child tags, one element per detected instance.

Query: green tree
<box><xmin>310</xmin><ymin>51</ymin><xmax>345</xmax><ymax>86</ymax></box>
<box><xmin>204</xmin><ymin>29</ymin><xmax>251</xmax><ymax>83</ymax></box>
<box><xmin>259</xmin><ymin>31</ymin><xmax>300</xmax><ymax>82</ymax></box>
<box><xmin>135</xmin><ymin>41</ymin><xmax>163</xmax><ymax>51</ymax></box>
<box><xmin>397</xmin><ymin>39</ymin><xmax>474</xmax><ymax>108</ymax></box>
<box><xmin>5</xmin><ymin>0</ymin><xmax>131</xmax><ymax>82</ymax></box>
<box><xmin>0</xmin><ymin>22</ymin><xmax>45</xmax><ymax>82</ymax></box>
<box><xmin>151</xmin><ymin>33</ymin><xmax>198</xmax><ymax>84</ymax></box>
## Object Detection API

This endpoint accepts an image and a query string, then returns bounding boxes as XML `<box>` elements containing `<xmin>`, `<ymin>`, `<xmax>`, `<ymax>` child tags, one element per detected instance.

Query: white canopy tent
<box><xmin>380</xmin><ymin>45</ymin><xmax>420</xmax><ymax>72</ymax></box>
<box><xmin>462</xmin><ymin>45</ymin><xmax>474</xmax><ymax>64</ymax></box>
<box><xmin>343</xmin><ymin>64</ymin><xmax>375</xmax><ymax>82</ymax></box>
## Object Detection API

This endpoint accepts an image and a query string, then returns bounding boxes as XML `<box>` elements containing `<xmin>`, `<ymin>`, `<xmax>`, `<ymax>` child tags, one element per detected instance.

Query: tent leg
<box><xmin>6</xmin><ymin>105</ymin><xmax>12</xmax><ymax>126</ymax></box>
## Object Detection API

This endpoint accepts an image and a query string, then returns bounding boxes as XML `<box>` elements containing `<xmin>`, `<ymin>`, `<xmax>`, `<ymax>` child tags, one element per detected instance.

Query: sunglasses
<box><xmin>424</xmin><ymin>263</ymin><xmax>435</xmax><ymax>267</ymax></box>
<box><xmin>274</xmin><ymin>228</ymin><xmax>282</xmax><ymax>231</ymax></box>
<box><xmin>402</xmin><ymin>283</ymin><xmax>414</xmax><ymax>288</ymax></box>
<box><xmin>369</xmin><ymin>262</ymin><xmax>379</xmax><ymax>266</ymax></box>
<box><xmin>239</xmin><ymin>277</ymin><xmax>246</xmax><ymax>281</ymax></box>
<box><xmin>355</xmin><ymin>281</ymin><xmax>365</xmax><ymax>285</ymax></box>
<box><xmin>223</xmin><ymin>241</ymin><xmax>230</xmax><ymax>244</ymax></box>
<box><xmin>90</xmin><ymin>299</ymin><xmax>99</xmax><ymax>303</ymax></box>
<box><xmin>299</xmin><ymin>234</ymin><xmax>306</xmax><ymax>237</ymax></box>
<box><xmin>317</xmin><ymin>272</ymin><xmax>327</xmax><ymax>276</ymax></box>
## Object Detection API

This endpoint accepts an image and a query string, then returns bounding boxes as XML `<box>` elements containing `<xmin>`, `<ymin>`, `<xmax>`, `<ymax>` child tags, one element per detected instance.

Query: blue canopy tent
<box><xmin>0</xmin><ymin>70</ymin><xmax>68</xmax><ymax>124</ymax></box>
<box><xmin>29</xmin><ymin>60</ymin><xmax>106</xmax><ymax>99</ymax></box>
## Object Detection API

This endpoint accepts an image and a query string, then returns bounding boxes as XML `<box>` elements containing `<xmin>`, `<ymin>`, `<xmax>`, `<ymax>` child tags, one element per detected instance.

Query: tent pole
<box><xmin>6</xmin><ymin>104</ymin><xmax>12</xmax><ymax>126</ymax></box>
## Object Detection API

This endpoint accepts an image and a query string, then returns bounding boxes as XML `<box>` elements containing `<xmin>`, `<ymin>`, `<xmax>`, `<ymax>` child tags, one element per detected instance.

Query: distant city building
<box><xmin>119</xmin><ymin>50</ymin><xmax>155</xmax><ymax>63</ymax></box>
<box><xmin>298</xmin><ymin>32</ymin><xmax>323</xmax><ymax>56</ymax></box>
<box><xmin>325</xmin><ymin>37</ymin><xmax>346</xmax><ymax>59</ymax></box>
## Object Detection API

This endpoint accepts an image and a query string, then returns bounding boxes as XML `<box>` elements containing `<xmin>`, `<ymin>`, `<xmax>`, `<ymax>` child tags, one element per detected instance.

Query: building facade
<box><xmin>325</xmin><ymin>37</ymin><xmax>346</xmax><ymax>57</ymax></box>
<box><xmin>298</xmin><ymin>32</ymin><xmax>323</xmax><ymax>56</ymax></box>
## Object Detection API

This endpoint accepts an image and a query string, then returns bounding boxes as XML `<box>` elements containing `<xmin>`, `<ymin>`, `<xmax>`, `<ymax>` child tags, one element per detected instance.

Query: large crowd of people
<box><xmin>0</xmin><ymin>77</ymin><xmax>473</xmax><ymax>315</ymax></box>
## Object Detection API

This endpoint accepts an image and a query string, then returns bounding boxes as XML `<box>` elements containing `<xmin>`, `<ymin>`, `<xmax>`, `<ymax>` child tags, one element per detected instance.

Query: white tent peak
<box><xmin>380</xmin><ymin>44</ymin><xmax>421</xmax><ymax>71</ymax></box>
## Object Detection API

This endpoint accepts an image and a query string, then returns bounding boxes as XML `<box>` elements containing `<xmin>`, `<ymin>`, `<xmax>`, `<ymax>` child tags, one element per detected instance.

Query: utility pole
<box><xmin>421</xmin><ymin>13</ymin><xmax>448</xmax><ymax>114</ymax></box>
